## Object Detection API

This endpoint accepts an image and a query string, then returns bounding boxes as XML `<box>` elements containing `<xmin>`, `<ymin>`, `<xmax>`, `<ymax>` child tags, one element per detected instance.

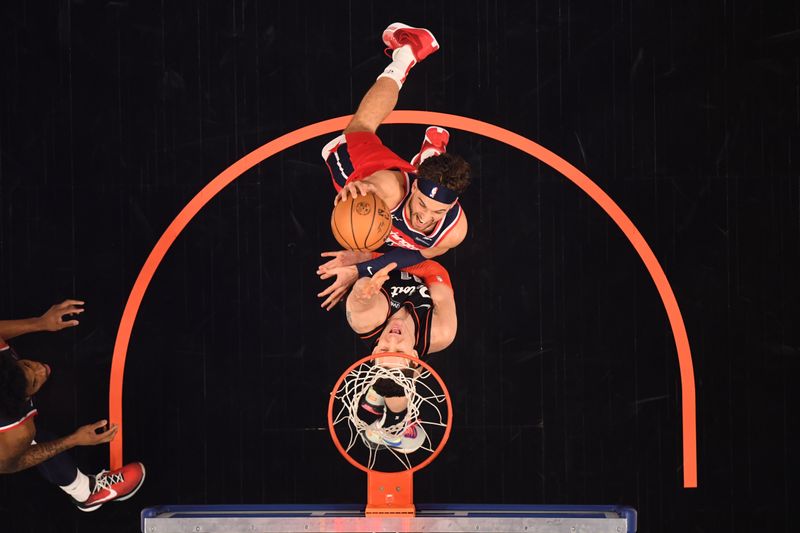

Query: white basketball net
<box><xmin>331</xmin><ymin>361</ymin><xmax>448</xmax><ymax>470</ymax></box>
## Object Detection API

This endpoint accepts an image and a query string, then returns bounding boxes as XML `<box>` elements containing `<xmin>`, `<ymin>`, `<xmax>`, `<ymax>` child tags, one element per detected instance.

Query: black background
<box><xmin>1</xmin><ymin>1</ymin><xmax>798</xmax><ymax>532</ymax></box>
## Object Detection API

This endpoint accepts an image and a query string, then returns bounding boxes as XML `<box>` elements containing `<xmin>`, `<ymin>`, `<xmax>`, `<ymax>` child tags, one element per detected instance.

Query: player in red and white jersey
<box><xmin>317</xmin><ymin>23</ymin><xmax>472</xmax><ymax>310</ymax></box>
<box><xmin>0</xmin><ymin>301</ymin><xmax>145</xmax><ymax>512</ymax></box>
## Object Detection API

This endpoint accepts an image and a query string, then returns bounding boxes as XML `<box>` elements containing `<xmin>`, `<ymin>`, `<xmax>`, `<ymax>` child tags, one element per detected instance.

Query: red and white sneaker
<box><xmin>75</xmin><ymin>462</ymin><xmax>146</xmax><ymax>512</ymax></box>
<box><xmin>411</xmin><ymin>126</ymin><xmax>450</xmax><ymax>167</ymax></box>
<box><xmin>382</xmin><ymin>23</ymin><xmax>440</xmax><ymax>63</ymax></box>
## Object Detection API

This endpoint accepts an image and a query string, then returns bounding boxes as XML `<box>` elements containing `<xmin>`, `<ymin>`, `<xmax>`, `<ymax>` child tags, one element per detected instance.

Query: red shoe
<box><xmin>411</xmin><ymin>126</ymin><xmax>450</xmax><ymax>167</ymax></box>
<box><xmin>75</xmin><ymin>462</ymin><xmax>146</xmax><ymax>512</ymax></box>
<box><xmin>382</xmin><ymin>23</ymin><xmax>440</xmax><ymax>63</ymax></box>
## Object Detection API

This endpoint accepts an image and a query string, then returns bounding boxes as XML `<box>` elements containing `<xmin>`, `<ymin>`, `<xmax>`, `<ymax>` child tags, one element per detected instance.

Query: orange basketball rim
<box><xmin>328</xmin><ymin>352</ymin><xmax>453</xmax><ymax>516</ymax></box>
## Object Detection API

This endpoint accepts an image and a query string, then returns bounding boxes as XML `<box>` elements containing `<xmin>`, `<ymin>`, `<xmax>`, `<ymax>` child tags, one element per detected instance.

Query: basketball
<box><xmin>330</xmin><ymin>192</ymin><xmax>393</xmax><ymax>251</ymax></box>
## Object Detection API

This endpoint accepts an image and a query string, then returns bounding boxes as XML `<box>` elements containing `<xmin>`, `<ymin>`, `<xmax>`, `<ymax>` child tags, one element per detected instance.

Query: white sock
<box><xmin>377</xmin><ymin>45</ymin><xmax>416</xmax><ymax>89</ymax></box>
<box><xmin>60</xmin><ymin>469</ymin><xmax>92</xmax><ymax>502</ymax></box>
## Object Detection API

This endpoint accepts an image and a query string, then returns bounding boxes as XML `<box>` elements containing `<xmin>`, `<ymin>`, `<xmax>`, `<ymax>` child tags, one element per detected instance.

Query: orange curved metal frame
<box><xmin>108</xmin><ymin>111</ymin><xmax>697</xmax><ymax>488</ymax></box>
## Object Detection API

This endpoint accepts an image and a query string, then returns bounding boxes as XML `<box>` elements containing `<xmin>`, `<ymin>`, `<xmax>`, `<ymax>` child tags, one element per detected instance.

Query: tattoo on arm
<box><xmin>5</xmin><ymin>437</ymin><xmax>74</xmax><ymax>473</ymax></box>
<box><xmin>346</xmin><ymin>310</ymin><xmax>353</xmax><ymax>326</ymax></box>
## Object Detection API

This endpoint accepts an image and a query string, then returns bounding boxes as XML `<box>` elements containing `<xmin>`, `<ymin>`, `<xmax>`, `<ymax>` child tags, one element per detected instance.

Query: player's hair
<box><xmin>0</xmin><ymin>351</ymin><xmax>27</xmax><ymax>417</ymax></box>
<box><xmin>373</xmin><ymin>367</ymin><xmax>417</xmax><ymax>398</ymax></box>
<box><xmin>417</xmin><ymin>153</ymin><xmax>472</xmax><ymax>195</ymax></box>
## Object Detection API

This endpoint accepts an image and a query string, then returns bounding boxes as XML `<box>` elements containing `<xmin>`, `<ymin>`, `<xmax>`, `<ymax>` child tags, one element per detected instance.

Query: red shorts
<box><xmin>370</xmin><ymin>252</ymin><xmax>453</xmax><ymax>290</ymax></box>
<box><xmin>322</xmin><ymin>131</ymin><xmax>416</xmax><ymax>191</ymax></box>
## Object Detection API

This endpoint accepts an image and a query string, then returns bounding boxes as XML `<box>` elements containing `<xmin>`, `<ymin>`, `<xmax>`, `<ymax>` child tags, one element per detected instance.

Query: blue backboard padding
<box><xmin>167</xmin><ymin>511</ymin><xmax>612</xmax><ymax>519</ymax></box>
<box><xmin>141</xmin><ymin>503</ymin><xmax>638</xmax><ymax>533</ymax></box>
<box><xmin>143</xmin><ymin>503</ymin><xmax>632</xmax><ymax>514</ymax></box>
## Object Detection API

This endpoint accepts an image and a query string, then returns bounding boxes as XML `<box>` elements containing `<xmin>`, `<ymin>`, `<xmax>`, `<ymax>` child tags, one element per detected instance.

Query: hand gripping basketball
<box><xmin>334</xmin><ymin>181</ymin><xmax>378</xmax><ymax>205</ymax></box>
<box><xmin>331</xmin><ymin>191</ymin><xmax>392</xmax><ymax>252</ymax></box>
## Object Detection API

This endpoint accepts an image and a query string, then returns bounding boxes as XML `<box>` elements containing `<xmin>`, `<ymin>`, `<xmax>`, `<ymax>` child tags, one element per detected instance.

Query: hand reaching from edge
<box><xmin>39</xmin><ymin>300</ymin><xmax>85</xmax><ymax>331</ymax></box>
<box><xmin>350</xmin><ymin>263</ymin><xmax>397</xmax><ymax>304</ymax></box>
<box><xmin>317</xmin><ymin>250</ymin><xmax>374</xmax><ymax>276</ymax></box>
<box><xmin>317</xmin><ymin>266</ymin><xmax>358</xmax><ymax>311</ymax></box>
<box><xmin>70</xmin><ymin>420</ymin><xmax>118</xmax><ymax>446</ymax></box>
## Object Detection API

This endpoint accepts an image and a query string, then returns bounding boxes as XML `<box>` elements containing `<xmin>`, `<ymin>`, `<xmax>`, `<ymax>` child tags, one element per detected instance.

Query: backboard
<box><xmin>141</xmin><ymin>503</ymin><xmax>637</xmax><ymax>532</ymax></box>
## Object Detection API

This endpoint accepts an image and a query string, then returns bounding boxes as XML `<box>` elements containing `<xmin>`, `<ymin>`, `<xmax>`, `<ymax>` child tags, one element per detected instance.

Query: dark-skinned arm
<box><xmin>0</xmin><ymin>436</ymin><xmax>77</xmax><ymax>473</ymax></box>
<box><xmin>0</xmin><ymin>419</ymin><xmax>117</xmax><ymax>474</ymax></box>
<box><xmin>0</xmin><ymin>300</ymin><xmax>84</xmax><ymax>340</ymax></box>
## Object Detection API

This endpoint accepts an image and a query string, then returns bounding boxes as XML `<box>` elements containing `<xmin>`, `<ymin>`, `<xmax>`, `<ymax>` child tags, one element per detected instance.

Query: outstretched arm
<box><xmin>317</xmin><ymin>248</ymin><xmax>422</xmax><ymax>311</ymax></box>
<box><xmin>316</xmin><ymin>210</ymin><xmax>465</xmax><ymax>309</ymax></box>
<box><xmin>0</xmin><ymin>300</ymin><xmax>84</xmax><ymax>340</ymax></box>
<box><xmin>0</xmin><ymin>419</ymin><xmax>117</xmax><ymax>474</ymax></box>
<box><xmin>344</xmin><ymin>263</ymin><xmax>396</xmax><ymax>333</ymax></box>
<box><xmin>356</xmin><ymin>249</ymin><xmax>425</xmax><ymax>277</ymax></box>
<box><xmin>352</xmin><ymin>212</ymin><xmax>469</xmax><ymax>276</ymax></box>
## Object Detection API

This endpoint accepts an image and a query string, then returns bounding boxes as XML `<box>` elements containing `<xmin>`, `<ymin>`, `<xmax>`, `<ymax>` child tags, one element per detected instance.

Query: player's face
<box><xmin>18</xmin><ymin>359</ymin><xmax>51</xmax><ymax>396</ymax></box>
<box><xmin>407</xmin><ymin>182</ymin><xmax>452</xmax><ymax>232</ymax></box>
<box><xmin>372</xmin><ymin>317</ymin><xmax>418</xmax><ymax>366</ymax></box>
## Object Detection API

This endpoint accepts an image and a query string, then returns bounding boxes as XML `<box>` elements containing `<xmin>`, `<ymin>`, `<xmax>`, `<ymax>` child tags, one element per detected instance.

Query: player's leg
<box><xmin>34</xmin><ymin>425</ymin><xmax>145</xmax><ymax>512</ymax></box>
<box><xmin>344</xmin><ymin>23</ymin><xmax>440</xmax><ymax>135</ymax></box>
<box><xmin>33</xmin><ymin>435</ymin><xmax>93</xmax><ymax>502</ymax></box>
<box><xmin>357</xmin><ymin>385</ymin><xmax>386</xmax><ymax>424</ymax></box>
<box><xmin>344</xmin><ymin>77</ymin><xmax>401</xmax><ymax>135</ymax></box>
<box><xmin>385</xmin><ymin>396</ymin><xmax>408</xmax><ymax>413</ymax></box>
<box><xmin>381</xmin><ymin>399</ymin><xmax>427</xmax><ymax>454</ymax></box>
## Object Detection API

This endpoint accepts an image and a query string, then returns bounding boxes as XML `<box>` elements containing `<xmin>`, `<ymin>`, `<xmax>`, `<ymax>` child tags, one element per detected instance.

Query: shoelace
<box><xmin>92</xmin><ymin>470</ymin><xmax>125</xmax><ymax>493</ymax></box>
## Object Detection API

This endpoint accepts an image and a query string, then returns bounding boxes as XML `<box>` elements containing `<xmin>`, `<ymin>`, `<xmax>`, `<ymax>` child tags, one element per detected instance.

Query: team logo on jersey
<box><xmin>387</xmin><ymin>231</ymin><xmax>420</xmax><ymax>250</ymax></box>
<box><xmin>391</xmin><ymin>285</ymin><xmax>418</xmax><ymax>298</ymax></box>
<box><xmin>389</xmin><ymin>283</ymin><xmax>430</xmax><ymax>299</ymax></box>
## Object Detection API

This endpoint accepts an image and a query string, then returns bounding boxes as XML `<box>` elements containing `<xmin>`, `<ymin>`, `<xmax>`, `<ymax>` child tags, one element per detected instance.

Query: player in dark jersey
<box><xmin>317</xmin><ymin>22</ymin><xmax>472</xmax><ymax>310</ymax></box>
<box><xmin>344</xmin><ymin>259</ymin><xmax>456</xmax><ymax>452</ymax></box>
<box><xmin>0</xmin><ymin>300</ymin><xmax>145</xmax><ymax>512</ymax></box>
